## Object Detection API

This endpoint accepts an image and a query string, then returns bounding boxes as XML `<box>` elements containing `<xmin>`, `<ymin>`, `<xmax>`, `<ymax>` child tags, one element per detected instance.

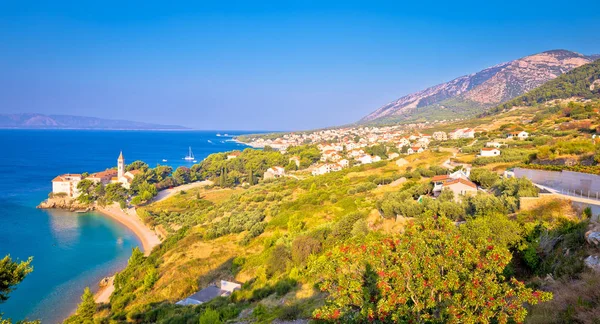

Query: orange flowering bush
<box><xmin>310</xmin><ymin>216</ymin><xmax>551</xmax><ymax>323</ymax></box>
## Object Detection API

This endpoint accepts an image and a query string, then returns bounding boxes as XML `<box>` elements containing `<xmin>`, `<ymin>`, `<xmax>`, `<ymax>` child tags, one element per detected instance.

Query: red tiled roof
<box><xmin>444</xmin><ymin>178</ymin><xmax>477</xmax><ymax>189</ymax></box>
<box><xmin>52</xmin><ymin>174</ymin><xmax>82</xmax><ymax>182</ymax></box>
<box><xmin>431</xmin><ymin>175</ymin><xmax>450</xmax><ymax>182</ymax></box>
<box><xmin>481</xmin><ymin>148</ymin><xmax>499</xmax><ymax>151</ymax></box>
<box><xmin>88</xmin><ymin>169</ymin><xmax>118</xmax><ymax>178</ymax></box>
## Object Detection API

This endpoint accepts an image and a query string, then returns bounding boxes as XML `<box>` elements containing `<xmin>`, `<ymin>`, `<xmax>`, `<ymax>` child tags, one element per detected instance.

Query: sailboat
<box><xmin>184</xmin><ymin>147</ymin><xmax>195</xmax><ymax>161</ymax></box>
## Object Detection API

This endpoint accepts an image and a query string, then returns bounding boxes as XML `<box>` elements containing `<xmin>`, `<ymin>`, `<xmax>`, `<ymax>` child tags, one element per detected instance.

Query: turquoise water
<box><xmin>0</xmin><ymin>130</ymin><xmax>253</xmax><ymax>323</ymax></box>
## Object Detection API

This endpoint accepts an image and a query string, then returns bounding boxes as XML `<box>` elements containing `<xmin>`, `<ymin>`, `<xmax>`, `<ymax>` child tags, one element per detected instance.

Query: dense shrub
<box><xmin>266</xmin><ymin>245</ymin><xmax>291</xmax><ymax>277</ymax></box>
<box><xmin>291</xmin><ymin>235</ymin><xmax>322</xmax><ymax>265</ymax></box>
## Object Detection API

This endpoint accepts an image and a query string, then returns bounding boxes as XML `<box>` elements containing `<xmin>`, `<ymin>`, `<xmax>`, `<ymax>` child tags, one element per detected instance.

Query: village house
<box><xmin>507</xmin><ymin>131</ymin><xmax>529</xmax><ymax>139</ymax></box>
<box><xmin>226</xmin><ymin>151</ymin><xmax>241</xmax><ymax>160</ymax></box>
<box><xmin>321</xmin><ymin>150</ymin><xmax>342</xmax><ymax>162</ymax></box>
<box><xmin>338</xmin><ymin>159</ymin><xmax>350</xmax><ymax>168</ymax></box>
<box><xmin>263</xmin><ymin>166</ymin><xmax>286</xmax><ymax>179</ymax></box>
<box><xmin>407</xmin><ymin>146</ymin><xmax>424</xmax><ymax>155</ymax></box>
<box><xmin>449</xmin><ymin>128</ymin><xmax>475</xmax><ymax>139</ymax></box>
<box><xmin>432</xmin><ymin>131</ymin><xmax>448</xmax><ymax>141</ymax></box>
<box><xmin>52</xmin><ymin>174</ymin><xmax>83</xmax><ymax>198</ymax></box>
<box><xmin>480</xmin><ymin>148</ymin><xmax>501</xmax><ymax>157</ymax></box>
<box><xmin>348</xmin><ymin>149</ymin><xmax>365</xmax><ymax>158</ymax></box>
<box><xmin>357</xmin><ymin>154</ymin><xmax>381</xmax><ymax>164</ymax></box>
<box><xmin>396</xmin><ymin>137</ymin><xmax>410</xmax><ymax>148</ymax></box>
<box><xmin>443</xmin><ymin>178</ymin><xmax>478</xmax><ymax>197</ymax></box>
<box><xmin>432</xmin><ymin>168</ymin><xmax>472</xmax><ymax>196</ymax></box>
<box><xmin>311</xmin><ymin>163</ymin><xmax>342</xmax><ymax>176</ymax></box>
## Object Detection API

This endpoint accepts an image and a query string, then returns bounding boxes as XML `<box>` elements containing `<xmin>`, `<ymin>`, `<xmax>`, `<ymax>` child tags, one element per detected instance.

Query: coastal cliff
<box><xmin>37</xmin><ymin>196</ymin><xmax>93</xmax><ymax>212</ymax></box>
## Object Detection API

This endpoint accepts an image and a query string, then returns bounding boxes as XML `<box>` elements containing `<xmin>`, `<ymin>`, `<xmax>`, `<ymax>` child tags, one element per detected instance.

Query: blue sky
<box><xmin>1</xmin><ymin>1</ymin><xmax>599</xmax><ymax>130</ymax></box>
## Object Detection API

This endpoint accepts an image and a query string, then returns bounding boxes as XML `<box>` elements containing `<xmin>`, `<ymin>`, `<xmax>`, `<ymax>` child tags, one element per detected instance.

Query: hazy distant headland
<box><xmin>0</xmin><ymin>113</ymin><xmax>189</xmax><ymax>130</ymax></box>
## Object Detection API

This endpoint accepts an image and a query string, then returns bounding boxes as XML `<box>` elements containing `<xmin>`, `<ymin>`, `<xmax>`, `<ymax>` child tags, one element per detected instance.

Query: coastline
<box><xmin>93</xmin><ymin>204</ymin><xmax>161</xmax><ymax>304</ymax></box>
<box><xmin>95</xmin><ymin>204</ymin><xmax>161</xmax><ymax>255</ymax></box>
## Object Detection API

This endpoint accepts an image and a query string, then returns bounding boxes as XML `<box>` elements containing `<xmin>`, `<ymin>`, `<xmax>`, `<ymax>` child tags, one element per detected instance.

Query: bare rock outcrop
<box><xmin>37</xmin><ymin>196</ymin><xmax>93</xmax><ymax>212</ymax></box>
<box><xmin>585</xmin><ymin>222</ymin><xmax>600</xmax><ymax>246</ymax></box>
<box><xmin>360</xmin><ymin>50</ymin><xmax>597</xmax><ymax>123</ymax></box>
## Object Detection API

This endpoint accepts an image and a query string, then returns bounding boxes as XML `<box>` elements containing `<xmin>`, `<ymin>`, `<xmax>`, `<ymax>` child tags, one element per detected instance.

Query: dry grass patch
<box><xmin>526</xmin><ymin>271</ymin><xmax>600</xmax><ymax>324</ymax></box>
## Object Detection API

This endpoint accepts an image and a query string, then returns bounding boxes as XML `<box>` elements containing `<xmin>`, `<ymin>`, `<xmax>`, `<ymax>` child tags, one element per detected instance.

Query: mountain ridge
<box><xmin>0</xmin><ymin>113</ymin><xmax>189</xmax><ymax>130</ymax></box>
<box><xmin>359</xmin><ymin>49</ymin><xmax>599</xmax><ymax>124</ymax></box>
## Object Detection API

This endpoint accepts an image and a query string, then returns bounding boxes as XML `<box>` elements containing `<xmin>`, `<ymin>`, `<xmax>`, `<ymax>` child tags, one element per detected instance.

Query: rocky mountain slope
<box><xmin>0</xmin><ymin>113</ymin><xmax>188</xmax><ymax>130</ymax></box>
<box><xmin>360</xmin><ymin>50</ymin><xmax>600</xmax><ymax>124</ymax></box>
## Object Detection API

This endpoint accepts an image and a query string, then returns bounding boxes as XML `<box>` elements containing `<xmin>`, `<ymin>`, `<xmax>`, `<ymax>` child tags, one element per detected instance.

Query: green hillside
<box><xmin>487</xmin><ymin>59</ymin><xmax>600</xmax><ymax>115</ymax></box>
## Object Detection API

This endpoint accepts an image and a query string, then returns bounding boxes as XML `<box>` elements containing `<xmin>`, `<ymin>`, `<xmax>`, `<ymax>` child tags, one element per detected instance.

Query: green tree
<box><xmin>76</xmin><ymin>179</ymin><xmax>97</xmax><ymax>204</ymax></box>
<box><xmin>199</xmin><ymin>309</ymin><xmax>221</xmax><ymax>324</ymax></box>
<box><xmin>172</xmin><ymin>166</ymin><xmax>191</xmax><ymax>185</ymax></box>
<box><xmin>126</xmin><ymin>160</ymin><xmax>149</xmax><ymax>172</ymax></box>
<box><xmin>0</xmin><ymin>255</ymin><xmax>36</xmax><ymax>324</ymax></box>
<box><xmin>310</xmin><ymin>216</ymin><xmax>551</xmax><ymax>323</ymax></box>
<box><xmin>247</xmin><ymin>166</ymin><xmax>255</xmax><ymax>185</ymax></box>
<box><xmin>75</xmin><ymin>287</ymin><xmax>96</xmax><ymax>322</ymax></box>
<box><xmin>0</xmin><ymin>255</ymin><xmax>33</xmax><ymax>302</ymax></box>
<box><xmin>470</xmin><ymin>168</ymin><xmax>500</xmax><ymax>189</ymax></box>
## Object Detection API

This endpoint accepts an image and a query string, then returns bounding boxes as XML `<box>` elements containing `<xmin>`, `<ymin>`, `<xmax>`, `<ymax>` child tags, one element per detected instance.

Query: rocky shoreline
<box><xmin>37</xmin><ymin>196</ymin><xmax>94</xmax><ymax>212</ymax></box>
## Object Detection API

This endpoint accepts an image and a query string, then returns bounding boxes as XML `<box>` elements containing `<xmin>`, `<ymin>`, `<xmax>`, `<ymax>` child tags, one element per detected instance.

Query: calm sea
<box><xmin>0</xmin><ymin>129</ymin><xmax>254</xmax><ymax>323</ymax></box>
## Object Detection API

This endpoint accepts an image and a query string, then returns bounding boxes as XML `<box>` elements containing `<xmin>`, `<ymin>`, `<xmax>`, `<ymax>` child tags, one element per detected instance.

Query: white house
<box><xmin>443</xmin><ymin>178</ymin><xmax>478</xmax><ymax>197</ymax></box>
<box><xmin>264</xmin><ymin>166</ymin><xmax>286</xmax><ymax>179</ymax></box>
<box><xmin>357</xmin><ymin>154</ymin><xmax>373</xmax><ymax>164</ymax></box>
<box><xmin>407</xmin><ymin>146</ymin><xmax>424</xmax><ymax>155</ymax></box>
<box><xmin>311</xmin><ymin>163</ymin><xmax>342</xmax><ymax>176</ymax></box>
<box><xmin>432</xmin><ymin>131</ymin><xmax>448</xmax><ymax>141</ymax></box>
<box><xmin>507</xmin><ymin>131</ymin><xmax>529</xmax><ymax>139</ymax></box>
<box><xmin>449</xmin><ymin>128</ymin><xmax>475</xmax><ymax>139</ymax></box>
<box><xmin>480</xmin><ymin>148</ymin><xmax>501</xmax><ymax>157</ymax></box>
<box><xmin>338</xmin><ymin>159</ymin><xmax>350</xmax><ymax>168</ymax></box>
<box><xmin>52</xmin><ymin>174</ymin><xmax>83</xmax><ymax>198</ymax></box>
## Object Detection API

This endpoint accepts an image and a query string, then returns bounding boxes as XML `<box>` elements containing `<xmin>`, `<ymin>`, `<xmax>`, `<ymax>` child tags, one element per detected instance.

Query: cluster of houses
<box><xmin>244</xmin><ymin>123</ymin><xmax>457</xmax><ymax>152</ymax></box>
<box><xmin>478</xmin><ymin>131</ymin><xmax>530</xmax><ymax>157</ymax></box>
<box><xmin>51</xmin><ymin>152</ymin><xmax>141</xmax><ymax>198</ymax></box>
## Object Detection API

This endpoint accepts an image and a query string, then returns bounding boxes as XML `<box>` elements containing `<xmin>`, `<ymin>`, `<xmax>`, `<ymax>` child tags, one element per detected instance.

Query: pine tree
<box><xmin>76</xmin><ymin>287</ymin><xmax>96</xmax><ymax>321</ymax></box>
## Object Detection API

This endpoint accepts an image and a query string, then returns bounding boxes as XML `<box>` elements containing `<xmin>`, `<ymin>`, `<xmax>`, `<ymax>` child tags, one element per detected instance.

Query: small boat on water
<box><xmin>216</xmin><ymin>133</ymin><xmax>221</xmax><ymax>137</ymax></box>
<box><xmin>207</xmin><ymin>140</ymin><xmax>213</xmax><ymax>144</ymax></box>
<box><xmin>184</xmin><ymin>147</ymin><xmax>195</xmax><ymax>161</ymax></box>
<box><xmin>162</xmin><ymin>159</ymin><xmax>168</xmax><ymax>162</ymax></box>
<box><xmin>193</xmin><ymin>160</ymin><xmax>197</xmax><ymax>163</ymax></box>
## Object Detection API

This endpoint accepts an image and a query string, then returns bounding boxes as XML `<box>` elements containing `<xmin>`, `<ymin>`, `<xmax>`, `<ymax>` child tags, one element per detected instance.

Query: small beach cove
<box><xmin>93</xmin><ymin>204</ymin><xmax>162</xmax><ymax>303</ymax></box>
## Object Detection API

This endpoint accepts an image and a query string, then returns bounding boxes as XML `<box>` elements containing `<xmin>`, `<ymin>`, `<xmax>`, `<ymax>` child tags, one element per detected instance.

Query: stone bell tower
<box><xmin>117</xmin><ymin>151</ymin><xmax>125</xmax><ymax>179</ymax></box>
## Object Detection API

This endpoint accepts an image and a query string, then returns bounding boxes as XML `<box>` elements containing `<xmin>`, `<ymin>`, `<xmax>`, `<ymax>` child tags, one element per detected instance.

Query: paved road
<box><xmin>533</xmin><ymin>183</ymin><xmax>600</xmax><ymax>206</ymax></box>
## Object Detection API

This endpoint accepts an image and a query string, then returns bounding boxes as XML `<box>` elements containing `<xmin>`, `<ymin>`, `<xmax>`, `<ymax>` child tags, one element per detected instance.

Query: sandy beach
<box><xmin>96</xmin><ymin>204</ymin><xmax>161</xmax><ymax>255</ymax></box>
<box><xmin>94</xmin><ymin>204</ymin><xmax>162</xmax><ymax>303</ymax></box>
